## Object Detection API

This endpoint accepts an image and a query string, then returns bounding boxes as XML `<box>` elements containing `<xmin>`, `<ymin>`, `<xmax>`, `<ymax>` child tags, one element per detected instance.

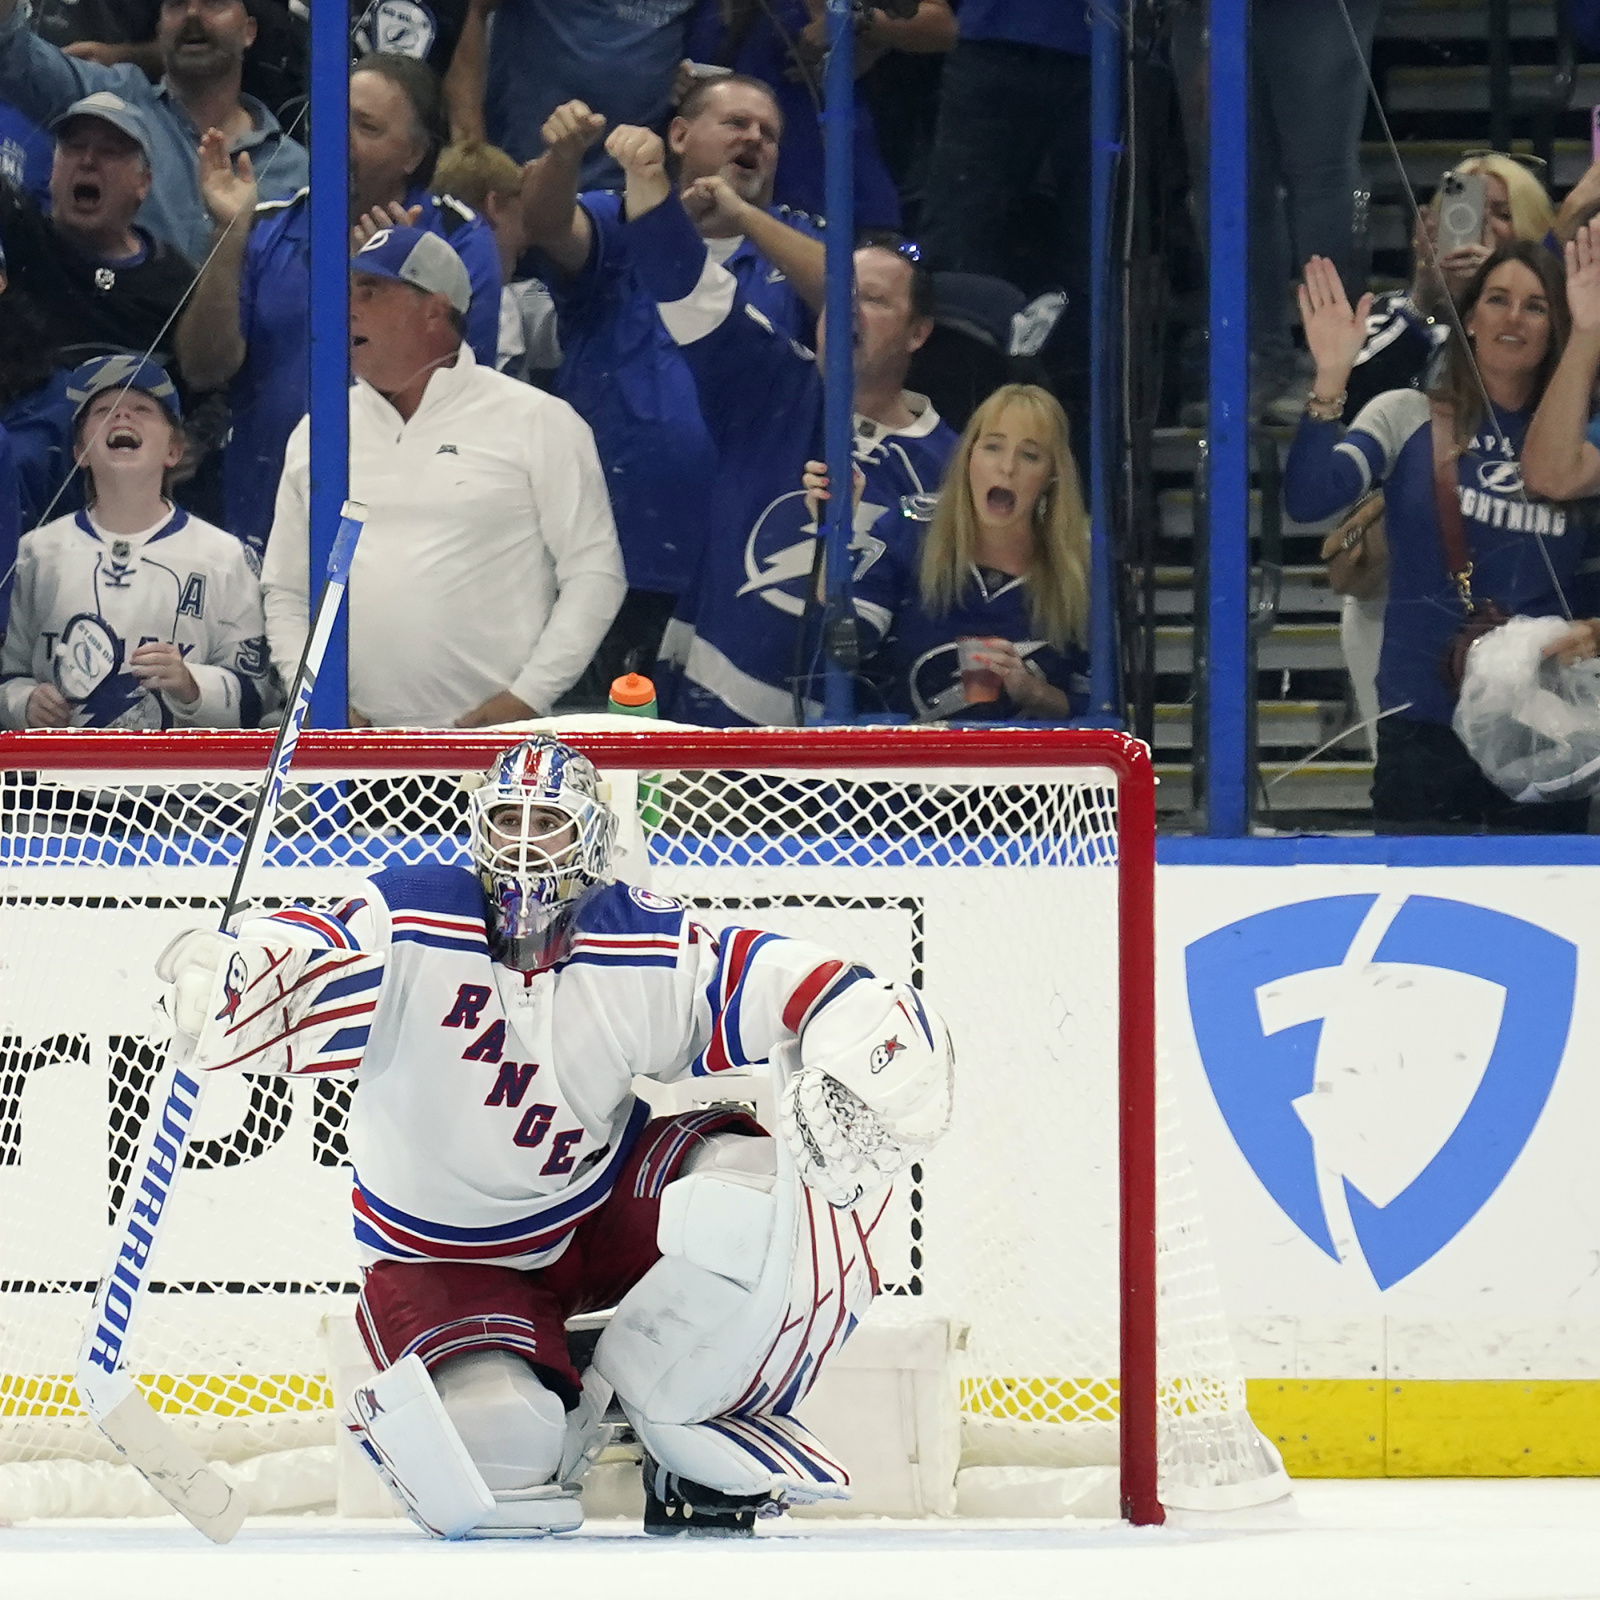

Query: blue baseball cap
<box><xmin>50</xmin><ymin>91</ymin><xmax>155</xmax><ymax>165</ymax></box>
<box><xmin>67</xmin><ymin>354</ymin><xmax>183</xmax><ymax>423</ymax></box>
<box><xmin>350</xmin><ymin>224</ymin><xmax>471</xmax><ymax>314</ymax></box>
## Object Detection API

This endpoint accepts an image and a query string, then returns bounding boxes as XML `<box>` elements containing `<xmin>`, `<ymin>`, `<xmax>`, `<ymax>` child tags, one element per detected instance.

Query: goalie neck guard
<box><xmin>466</xmin><ymin>737</ymin><xmax>617</xmax><ymax>971</ymax></box>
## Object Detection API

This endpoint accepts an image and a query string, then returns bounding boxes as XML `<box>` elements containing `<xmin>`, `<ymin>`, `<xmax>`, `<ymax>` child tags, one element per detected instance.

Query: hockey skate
<box><xmin>641</xmin><ymin>1453</ymin><xmax>782</xmax><ymax>1537</ymax></box>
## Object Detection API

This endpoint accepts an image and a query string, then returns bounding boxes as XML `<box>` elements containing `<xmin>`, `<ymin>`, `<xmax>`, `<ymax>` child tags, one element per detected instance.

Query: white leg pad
<box><xmin>625</xmin><ymin>1405</ymin><xmax>852</xmax><ymax>1502</ymax></box>
<box><xmin>433</xmin><ymin>1348</ymin><xmax>567</xmax><ymax>1492</ymax></box>
<box><xmin>343</xmin><ymin>1353</ymin><xmax>494</xmax><ymax>1539</ymax></box>
<box><xmin>595</xmin><ymin>1134</ymin><xmax>877</xmax><ymax>1499</ymax></box>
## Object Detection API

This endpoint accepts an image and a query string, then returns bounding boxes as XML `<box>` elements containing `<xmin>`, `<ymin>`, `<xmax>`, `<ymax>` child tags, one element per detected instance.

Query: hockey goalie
<box><xmin>155</xmin><ymin>735</ymin><xmax>954</xmax><ymax>1539</ymax></box>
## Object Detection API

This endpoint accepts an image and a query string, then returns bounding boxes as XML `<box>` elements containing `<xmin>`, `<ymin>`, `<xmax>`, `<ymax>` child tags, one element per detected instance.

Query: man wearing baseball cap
<box><xmin>0</xmin><ymin>0</ymin><xmax>307</xmax><ymax>265</ymax></box>
<box><xmin>0</xmin><ymin>89</ymin><xmax>195</xmax><ymax>364</ymax></box>
<box><xmin>261</xmin><ymin>225</ymin><xmax>625</xmax><ymax>731</ymax></box>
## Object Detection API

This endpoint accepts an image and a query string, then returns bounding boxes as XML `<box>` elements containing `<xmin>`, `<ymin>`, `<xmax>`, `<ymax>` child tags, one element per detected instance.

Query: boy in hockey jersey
<box><xmin>0</xmin><ymin>354</ymin><xmax>272</xmax><ymax>729</ymax></box>
<box><xmin>601</xmin><ymin>122</ymin><xmax>957</xmax><ymax>727</ymax></box>
<box><xmin>157</xmin><ymin>735</ymin><xmax>953</xmax><ymax>1539</ymax></box>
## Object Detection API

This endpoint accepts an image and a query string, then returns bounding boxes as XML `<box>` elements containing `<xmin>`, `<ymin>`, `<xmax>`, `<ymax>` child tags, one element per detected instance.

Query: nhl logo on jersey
<box><xmin>869</xmin><ymin>1035</ymin><xmax>905</xmax><ymax>1074</ymax></box>
<box><xmin>628</xmin><ymin>886</ymin><xmax>681</xmax><ymax>913</ymax></box>
<box><xmin>215</xmin><ymin>950</ymin><xmax>249</xmax><ymax>1022</ymax></box>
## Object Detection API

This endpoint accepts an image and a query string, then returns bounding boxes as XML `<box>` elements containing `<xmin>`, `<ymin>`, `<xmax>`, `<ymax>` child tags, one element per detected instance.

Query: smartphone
<box><xmin>1437</xmin><ymin>171</ymin><xmax>1488</xmax><ymax>254</ymax></box>
<box><xmin>1592</xmin><ymin>102</ymin><xmax>1600</xmax><ymax>163</ymax></box>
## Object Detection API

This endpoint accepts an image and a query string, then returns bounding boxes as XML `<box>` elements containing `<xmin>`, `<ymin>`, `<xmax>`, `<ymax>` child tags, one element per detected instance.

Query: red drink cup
<box><xmin>957</xmin><ymin>637</ymin><xmax>1005</xmax><ymax>705</ymax></box>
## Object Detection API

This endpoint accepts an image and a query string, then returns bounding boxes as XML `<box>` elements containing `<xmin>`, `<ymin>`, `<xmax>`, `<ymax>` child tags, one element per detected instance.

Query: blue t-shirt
<box><xmin>685</xmin><ymin>0</ymin><xmax>900</xmax><ymax>227</ymax></box>
<box><xmin>1285</xmin><ymin>391</ymin><xmax>1600</xmax><ymax>727</ymax></box>
<box><xmin>957</xmin><ymin>0</ymin><xmax>1089</xmax><ymax>53</ymax></box>
<box><xmin>486</xmin><ymin>0</ymin><xmax>698</xmax><ymax>181</ymax></box>
<box><xmin>855</xmin><ymin>502</ymin><xmax>1089</xmax><ymax>720</ymax></box>
<box><xmin>0</xmin><ymin>100</ymin><xmax>50</xmax><ymax>209</ymax></box>
<box><xmin>547</xmin><ymin>188</ymin><xmax>816</xmax><ymax>596</ymax></box>
<box><xmin>626</xmin><ymin>194</ymin><xmax>957</xmax><ymax>726</ymax></box>
<box><xmin>225</xmin><ymin>187</ymin><xmax>501</xmax><ymax>556</ymax></box>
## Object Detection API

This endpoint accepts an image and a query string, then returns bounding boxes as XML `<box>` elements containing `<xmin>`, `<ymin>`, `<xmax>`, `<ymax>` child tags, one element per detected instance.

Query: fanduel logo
<box><xmin>1185</xmin><ymin>895</ymin><xmax>1575</xmax><ymax>1289</ymax></box>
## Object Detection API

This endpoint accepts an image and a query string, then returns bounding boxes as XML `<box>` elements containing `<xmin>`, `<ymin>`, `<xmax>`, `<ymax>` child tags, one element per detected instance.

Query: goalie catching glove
<box><xmin>780</xmin><ymin>979</ymin><xmax>953</xmax><ymax>1209</ymax></box>
<box><xmin>156</xmin><ymin>923</ymin><xmax>386</xmax><ymax>1075</ymax></box>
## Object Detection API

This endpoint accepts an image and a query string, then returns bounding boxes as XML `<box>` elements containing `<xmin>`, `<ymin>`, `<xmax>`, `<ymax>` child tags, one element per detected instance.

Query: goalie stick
<box><xmin>72</xmin><ymin>502</ymin><xmax>368</xmax><ymax>1544</ymax></box>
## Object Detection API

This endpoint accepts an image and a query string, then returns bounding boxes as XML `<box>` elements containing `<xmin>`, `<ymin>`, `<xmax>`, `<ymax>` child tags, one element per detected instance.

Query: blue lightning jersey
<box><xmin>853</xmin><ymin>502</ymin><xmax>1090</xmax><ymax>720</ymax></box>
<box><xmin>628</xmin><ymin>194</ymin><xmax>956</xmax><ymax>726</ymax></box>
<box><xmin>547</xmin><ymin>189</ymin><xmax>817</xmax><ymax>596</ymax></box>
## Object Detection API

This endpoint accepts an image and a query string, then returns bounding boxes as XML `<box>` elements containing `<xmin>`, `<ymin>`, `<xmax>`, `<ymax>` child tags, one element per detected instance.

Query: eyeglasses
<box><xmin>1456</xmin><ymin>149</ymin><xmax>1550</xmax><ymax>175</ymax></box>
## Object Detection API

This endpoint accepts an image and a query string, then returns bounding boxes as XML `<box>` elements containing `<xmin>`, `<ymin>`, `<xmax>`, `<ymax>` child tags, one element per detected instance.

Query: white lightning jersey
<box><xmin>0</xmin><ymin>506</ymin><xmax>272</xmax><ymax>729</ymax></box>
<box><xmin>251</xmin><ymin>866</ymin><xmax>866</xmax><ymax>1270</ymax></box>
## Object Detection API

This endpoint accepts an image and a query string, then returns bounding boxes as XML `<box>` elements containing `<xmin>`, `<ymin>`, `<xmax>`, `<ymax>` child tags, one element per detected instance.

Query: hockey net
<box><xmin>0</xmin><ymin>725</ymin><xmax>1284</xmax><ymax>1523</ymax></box>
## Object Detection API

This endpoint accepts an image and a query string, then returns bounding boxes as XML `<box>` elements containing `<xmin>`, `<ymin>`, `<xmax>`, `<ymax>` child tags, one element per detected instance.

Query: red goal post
<box><xmin>0</xmin><ymin>724</ymin><xmax>1266</xmax><ymax>1527</ymax></box>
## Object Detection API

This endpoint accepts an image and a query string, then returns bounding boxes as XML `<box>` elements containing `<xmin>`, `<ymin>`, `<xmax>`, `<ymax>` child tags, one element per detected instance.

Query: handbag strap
<box><xmin>1429</xmin><ymin>404</ymin><xmax>1475</xmax><ymax>611</ymax></box>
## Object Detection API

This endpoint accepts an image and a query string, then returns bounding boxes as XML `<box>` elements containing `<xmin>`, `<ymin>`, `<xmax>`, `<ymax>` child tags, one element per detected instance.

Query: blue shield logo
<box><xmin>1185</xmin><ymin>895</ymin><xmax>1576</xmax><ymax>1289</ymax></box>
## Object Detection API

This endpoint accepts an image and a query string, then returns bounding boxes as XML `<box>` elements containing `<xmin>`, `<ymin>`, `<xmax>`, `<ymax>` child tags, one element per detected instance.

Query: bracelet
<box><xmin>1304</xmin><ymin>391</ymin><xmax>1347</xmax><ymax>422</ymax></box>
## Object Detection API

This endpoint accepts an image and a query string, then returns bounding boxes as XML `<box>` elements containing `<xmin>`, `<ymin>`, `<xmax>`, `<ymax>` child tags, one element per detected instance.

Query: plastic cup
<box><xmin>957</xmin><ymin>637</ymin><xmax>1005</xmax><ymax>706</ymax></box>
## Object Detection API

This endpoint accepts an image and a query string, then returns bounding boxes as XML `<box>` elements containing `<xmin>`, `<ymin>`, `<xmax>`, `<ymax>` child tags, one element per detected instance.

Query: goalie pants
<box><xmin>355</xmin><ymin>1109</ymin><xmax>762</xmax><ymax>1407</ymax></box>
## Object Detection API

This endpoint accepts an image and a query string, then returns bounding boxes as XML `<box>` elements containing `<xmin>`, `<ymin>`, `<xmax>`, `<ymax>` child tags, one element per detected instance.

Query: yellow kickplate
<box><xmin>1386</xmin><ymin>1382</ymin><xmax>1600</xmax><ymax>1476</ymax></box>
<box><xmin>1247</xmin><ymin>1378</ymin><xmax>1600</xmax><ymax>1477</ymax></box>
<box><xmin>1247</xmin><ymin>1379</ymin><xmax>1386</xmax><ymax>1476</ymax></box>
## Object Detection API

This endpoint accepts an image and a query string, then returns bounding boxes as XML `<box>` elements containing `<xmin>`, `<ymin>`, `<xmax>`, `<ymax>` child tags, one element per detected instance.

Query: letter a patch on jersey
<box><xmin>178</xmin><ymin>573</ymin><xmax>207</xmax><ymax>618</ymax></box>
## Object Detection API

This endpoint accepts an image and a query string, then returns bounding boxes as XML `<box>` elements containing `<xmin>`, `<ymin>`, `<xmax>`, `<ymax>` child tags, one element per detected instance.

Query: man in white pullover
<box><xmin>261</xmin><ymin>226</ymin><xmax>624</xmax><ymax>728</ymax></box>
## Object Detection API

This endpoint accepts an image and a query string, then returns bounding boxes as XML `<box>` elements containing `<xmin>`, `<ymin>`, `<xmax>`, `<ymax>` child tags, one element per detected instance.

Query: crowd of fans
<box><xmin>0</xmin><ymin>0</ymin><xmax>1085</xmax><ymax>736</ymax></box>
<box><xmin>12</xmin><ymin>0</ymin><xmax>1600</xmax><ymax>838</ymax></box>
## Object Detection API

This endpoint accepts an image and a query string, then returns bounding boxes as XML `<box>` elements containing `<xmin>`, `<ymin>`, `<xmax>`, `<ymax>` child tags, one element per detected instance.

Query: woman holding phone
<box><xmin>1287</xmin><ymin>244</ymin><xmax>1597</xmax><ymax>832</ymax></box>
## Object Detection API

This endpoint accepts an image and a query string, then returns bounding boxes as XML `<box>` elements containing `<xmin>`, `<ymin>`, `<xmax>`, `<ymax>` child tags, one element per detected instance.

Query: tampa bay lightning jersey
<box><xmin>548</xmin><ymin>190</ymin><xmax>819</xmax><ymax>597</ymax></box>
<box><xmin>854</xmin><ymin>503</ymin><xmax>1091</xmax><ymax>721</ymax></box>
<box><xmin>249</xmin><ymin>868</ymin><xmax>866</xmax><ymax>1270</ymax></box>
<box><xmin>0</xmin><ymin>506</ymin><xmax>272</xmax><ymax>729</ymax></box>
<box><xmin>627</xmin><ymin>193</ymin><xmax>957</xmax><ymax>726</ymax></box>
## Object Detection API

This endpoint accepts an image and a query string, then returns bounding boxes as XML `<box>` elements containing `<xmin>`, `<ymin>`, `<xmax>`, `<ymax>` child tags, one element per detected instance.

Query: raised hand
<box><xmin>197</xmin><ymin>129</ymin><xmax>257</xmax><ymax>230</ymax></box>
<box><xmin>351</xmin><ymin>202</ymin><xmax>422</xmax><ymax>251</ymax></box>
<box><xmin>605</xmin><ymin>125</ymin><xmax>670</xmax><ymax>219</ymax></box>
<box><xmin>1297</xmin><ymin>255</ymin><xmax>1373</xmax><ymax>393</ymax></box>
<box><xmin>1567</xmin><ymin>222</ymin><xmax>1600</xmax><ymax>336</ymax></box>
<box><xmin>542</xmin><ymin>100</ymin><xmax>606</xmax><ymax>164</ymax></box>
<box><xmin>680</xmin><ymin>174</ymin><xmax>748</xmax><ymax>236</ymax></box>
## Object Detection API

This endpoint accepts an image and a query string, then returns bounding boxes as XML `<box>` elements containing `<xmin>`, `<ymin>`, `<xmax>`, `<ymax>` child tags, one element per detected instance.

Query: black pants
<box><xmin>1372</xmin><ymin>716</ymin><xmax>1590</xmax><ymax>834</ymax></box>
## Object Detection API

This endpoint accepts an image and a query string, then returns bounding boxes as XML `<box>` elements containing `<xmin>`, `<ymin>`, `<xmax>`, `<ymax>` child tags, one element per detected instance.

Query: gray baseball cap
<box><xmin>50</xmin><ymin>91</ymin><xmax>155</xmax><ymax>164</ymax></box>
<box><xmin>350</xmin><ymin>225</ymin><xmax>471</xmax><ymax>315</ymax></box>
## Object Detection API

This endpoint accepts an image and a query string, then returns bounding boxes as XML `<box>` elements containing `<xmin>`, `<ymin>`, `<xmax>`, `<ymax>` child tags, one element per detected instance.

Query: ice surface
<box><xmin>5</xmin><ymin>1481</ymin><xmax>1600</xmax><ymax>1600</ymax></box>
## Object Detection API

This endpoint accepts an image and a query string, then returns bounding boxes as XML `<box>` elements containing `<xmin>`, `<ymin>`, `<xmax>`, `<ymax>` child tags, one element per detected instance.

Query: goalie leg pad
<box><xmin>343</xmin><ymin>1353</ymin><xmax>494</xmax><ymax>1539</ymax></box>
<box><xmin>595</xmin><ymin>1138</ymin><xmax>874</xmax><ymax>1500</ymax></box>
<box><xmin>627</xmin><ymin>1408</ymin><xmax>851</xmax><ymax>1503</ymax></box>
<box><xmin>433</xmin><ymin>1348</ymin><xmax>568</xmax><ymax>1492</ymax></box>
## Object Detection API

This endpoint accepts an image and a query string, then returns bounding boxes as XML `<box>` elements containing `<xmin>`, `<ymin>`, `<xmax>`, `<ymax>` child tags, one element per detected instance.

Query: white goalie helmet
<box><xmin>465</xmin><ymin>737</ymin><xmax>617</xmax><ymax>968</ymax></box>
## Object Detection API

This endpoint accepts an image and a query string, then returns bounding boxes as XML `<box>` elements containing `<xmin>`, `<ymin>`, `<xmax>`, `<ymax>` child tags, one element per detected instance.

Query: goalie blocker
<box><xmin>151</xmin><ymin>735</ymin><xmax>955</xmax><ymax>1537</ymax></box>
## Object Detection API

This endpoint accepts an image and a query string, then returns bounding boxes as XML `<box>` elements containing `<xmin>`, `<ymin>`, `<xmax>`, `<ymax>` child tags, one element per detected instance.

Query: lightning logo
<box><xmin>738</xmin><ymin>490</ymin><xmax>889</xmax><ymax>618</ymax></box>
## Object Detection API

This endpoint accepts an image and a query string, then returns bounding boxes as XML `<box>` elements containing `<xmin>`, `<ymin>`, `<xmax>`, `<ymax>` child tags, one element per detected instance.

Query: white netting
<box><xmin>0</xmin><ymin>728</ymin><xmax>1283</xmax><ymax>1517</ymax></box>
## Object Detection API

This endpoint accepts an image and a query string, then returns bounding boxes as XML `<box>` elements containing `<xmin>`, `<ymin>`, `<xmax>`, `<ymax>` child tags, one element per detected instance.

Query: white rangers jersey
<box><xmin>0</xmin><ymin>506</ymin><xmax>272</xmax><ymax>729</ymax></box>
<box><xmin>254</xmin><ymin>866</ymin><xmax>868</xmax><ymax>1271</ymax></box>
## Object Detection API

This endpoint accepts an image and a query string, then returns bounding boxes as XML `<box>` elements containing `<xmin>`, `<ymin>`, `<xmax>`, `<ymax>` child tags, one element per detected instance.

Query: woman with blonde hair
<box><xmin>1345</xmin><ymin>153</ymin><xmax>1555</xmax><ymax>421</ymax></box>
<box><xmin>805</xmin><ymin>382</ymin><xmax>1090</xmax><ymax>720</ymax></box>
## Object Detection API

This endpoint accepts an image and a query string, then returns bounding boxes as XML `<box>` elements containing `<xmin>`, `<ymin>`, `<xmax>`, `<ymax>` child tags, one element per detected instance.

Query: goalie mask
<box><xmin>466</xmin><ymin>737</ymin><xmax>616</xmax><ymax>970</ymax></box>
